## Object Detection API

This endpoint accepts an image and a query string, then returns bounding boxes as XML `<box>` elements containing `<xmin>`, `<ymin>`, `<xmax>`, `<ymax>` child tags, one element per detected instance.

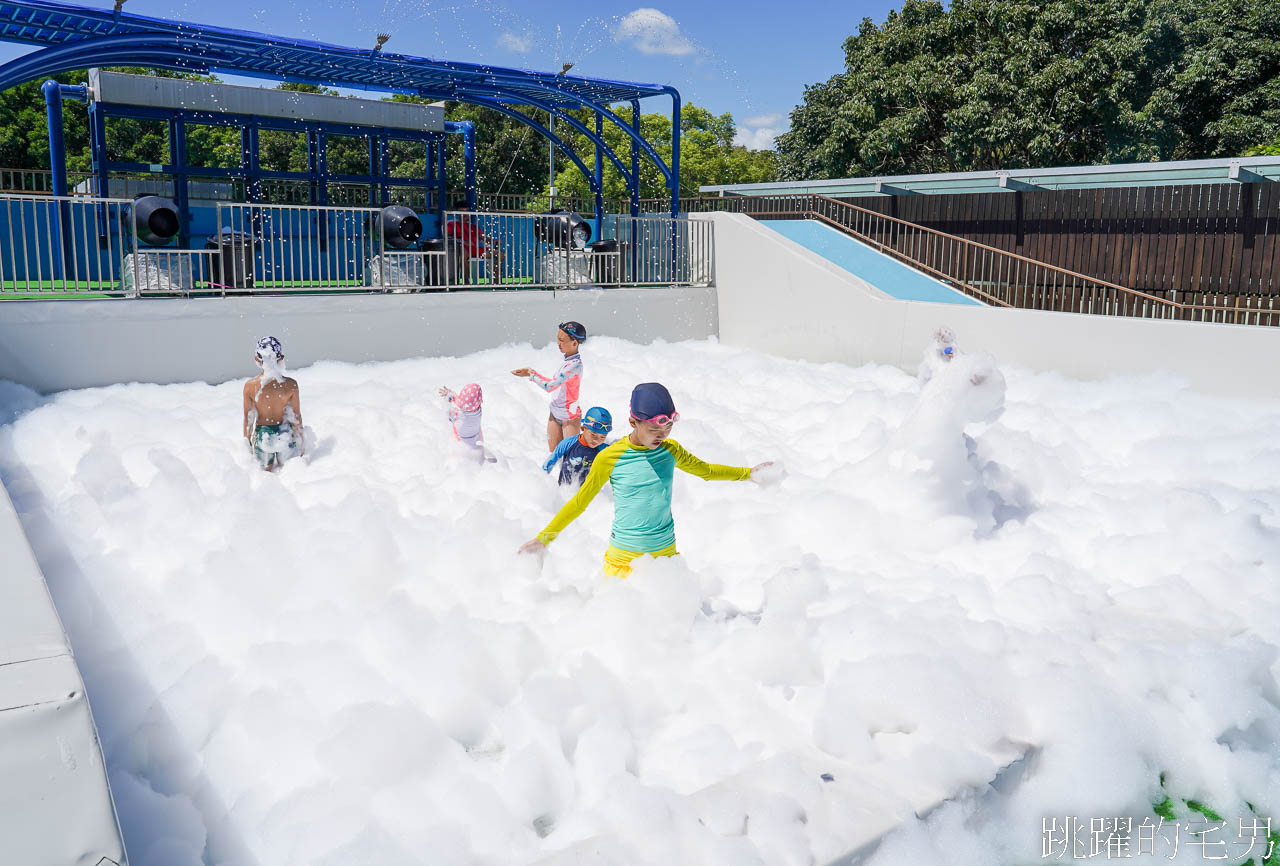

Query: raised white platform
<box><xmin>707</xmin><ymin>211</ymin><xmax>1280</xmax><ymax>402</ymax></box>
<box><xmin>0</xmin><ymin>480</ymin><xmax>126</xmax><ymax>865</ymax></box>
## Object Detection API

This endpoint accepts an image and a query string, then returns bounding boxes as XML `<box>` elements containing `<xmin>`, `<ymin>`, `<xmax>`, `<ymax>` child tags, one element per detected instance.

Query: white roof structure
<box><xmin>701</xmin><ymin>155</ymin><xmax>1280</xmax><ymax>197</ymax></box>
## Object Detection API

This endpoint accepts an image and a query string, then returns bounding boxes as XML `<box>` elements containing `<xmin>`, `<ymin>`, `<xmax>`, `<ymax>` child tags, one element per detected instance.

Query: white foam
<box><xmin>1</xmin><ymin>336</ymin><xmax>1277</xmax><ymax>866</ymax></box>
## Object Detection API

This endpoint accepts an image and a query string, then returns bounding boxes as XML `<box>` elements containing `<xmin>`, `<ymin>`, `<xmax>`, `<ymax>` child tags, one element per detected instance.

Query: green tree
<box><xmin>777</xmin><ymin>0</ymin><xmax>1280</xmax><ymax>179</ymax></box>
<box><xmin>1246</xmin><ymin>136</ymin><xmax>1280</xmax><ymax>156</ymax></box>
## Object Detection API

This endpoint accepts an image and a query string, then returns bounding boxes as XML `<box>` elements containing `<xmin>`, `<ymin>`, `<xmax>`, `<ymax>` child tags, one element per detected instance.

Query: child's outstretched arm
<box><xmin>519</xmin><ymin>441</ymin><xmax>623</xmax><ymax>553</ymax></box>
<box><xmin>526</xmin><ymin>356</ymin><xmax>583</xmax><ymax>393</ymax></box>
<box><xmin>542</xmin><ymin>436</ymin><xmax>573</xmax><ymax>473</ymax></box>
<box><xmin>663</xmin><ymin>440</ymin><xmax>754</xmax><ymax>481</ymax></box>
<box><xmin>438</xmin><ymin>386</ymin><xmax>459</xmax><ymax>424</ymax></box>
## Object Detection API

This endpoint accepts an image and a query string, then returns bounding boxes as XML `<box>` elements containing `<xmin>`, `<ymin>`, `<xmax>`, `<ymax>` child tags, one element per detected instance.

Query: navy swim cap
<box><xmin>559</xmin><ymin>321</ymin><xmax>586</xmax><ymax>342</ymax></box>
<box><xmin>630</xmin><ymin>383</ymin><xmax>675</xmax><ymax>420</ymax></box>
<box><xmin>582</xmin><ymin>407</ymin><xmax>612</xmax><ymax>434</ymax></box>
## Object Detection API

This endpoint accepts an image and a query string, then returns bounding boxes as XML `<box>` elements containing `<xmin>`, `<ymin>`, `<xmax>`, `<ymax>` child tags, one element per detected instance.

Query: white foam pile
<box><xmin>1</xmin><ymin>337</ymin><xmax>1278</xmax><ymax>866</ymax></box>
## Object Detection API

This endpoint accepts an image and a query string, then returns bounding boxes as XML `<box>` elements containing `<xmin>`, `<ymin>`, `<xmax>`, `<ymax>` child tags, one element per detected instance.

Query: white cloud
<box><xmin>614</xmin><ymin>9</ymin><xmax>695</xmax><ymax>56</ymax></box>
<box><xmin>744</xmin><ymin>113</ymin><xmax>783</xmax><ymax>128</ymax></box>
<box><xmin>498</xmin><ymin>32</ymin><xmax>533</xmax><ymax>53</ymax></box>
<box><xmin>734</xmin><ymin>125</ymin><xmax>783</xmax><ymax>151</ymax></box>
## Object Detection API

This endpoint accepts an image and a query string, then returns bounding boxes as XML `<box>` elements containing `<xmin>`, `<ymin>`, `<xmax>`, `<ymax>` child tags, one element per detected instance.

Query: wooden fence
<box><xmin>676</xmin><ymin>193</ymin><xmax>1280</xmax><ymax>326</ymax></box>
<box><xmin>825</xmin><ymin>183</ymin><xmax>1280</xmax><ymax>300</ymax></box>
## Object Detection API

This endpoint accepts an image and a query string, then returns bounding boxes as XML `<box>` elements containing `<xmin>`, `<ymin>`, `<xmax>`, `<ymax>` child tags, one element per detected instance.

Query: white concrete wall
<box><xmin>0</xmin><ymin>286</ymin><xmax>718</xmax><ymax>393</ymax></box>
<box><xmin>0</xmin><ymin>481</ymin><xmax>127</xmax><ymax>865</ymax></box>
<box><xmin>708</xmin><ymin>212</ymin><xmax>1280</xmax><ymax>401</ymax></box>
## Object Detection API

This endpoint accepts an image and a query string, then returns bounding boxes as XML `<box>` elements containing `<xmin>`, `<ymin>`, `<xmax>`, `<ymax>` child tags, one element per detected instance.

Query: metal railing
<box><xmin>444</xmin><ymin>211</ymin><xmax>612</xmax><ymax>289</ymax></box>
<box><xmin>689</xmin><ymin>193</ymin><xmax>1280</xmax><ymax>327</ymax></box>
<box><xmin>0</xmin><ymin>193</ymin><xmax>712</xmax><ymax>298</ymax></box>
<box><xmin>0</xmin><ymin>194</ymin><xmax>134</xmax><ymax>294</ymax></box>
<box><xmin>0</xmin><ymin>167</ymin><xmax>96</xmax><ymax>196</ymax></box>
<box><xmin>617</xmin><ymin>216</ymin><xmax>714</xmax><ymax>286</ymax></box>
<box><xmin>220</xmin><ymin>201</ymin><xmax>379</xmax><ymax>291</ymax></box>
<box><xmin>472</xmin><ymin>192</ymin><xmax>625</xmax><ymax>216</ymax></box>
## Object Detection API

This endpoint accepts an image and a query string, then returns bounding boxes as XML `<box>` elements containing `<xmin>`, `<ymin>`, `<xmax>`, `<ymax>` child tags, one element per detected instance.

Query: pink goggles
<box><xmin>632</xmin><ymin>411</ymin><xmax>679</xmax><ymax>426</ymax></box>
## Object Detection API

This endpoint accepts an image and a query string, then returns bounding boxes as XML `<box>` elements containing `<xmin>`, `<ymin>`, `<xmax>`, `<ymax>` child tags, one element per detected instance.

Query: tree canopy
<box><xmin>0</xmin><ymin>71</ymin><xmax>778</xmax><ymax>197</ymax></box>
<box><xmin>776</xmin><ymin>0</ymin><xmax>1280</xmax><ymax>179</ymax></box>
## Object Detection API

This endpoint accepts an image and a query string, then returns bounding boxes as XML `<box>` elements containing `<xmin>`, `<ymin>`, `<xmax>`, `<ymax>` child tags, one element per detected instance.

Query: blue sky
<box><xmin>0</xmin><ymin>0</ymin><xmax>905</xmax><ymax>149</ymax></box>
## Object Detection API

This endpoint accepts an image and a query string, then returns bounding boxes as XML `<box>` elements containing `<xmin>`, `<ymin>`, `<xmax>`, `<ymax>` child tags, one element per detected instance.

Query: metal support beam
<box><xmin>594</xmin><ymin>111</ymin><xmax>604</xmax><ymax>240</ymax></box>
<box><xmin>1228</xmin><ymin>162</ymin><xmax>1269</xmax><ymax>184</ymax></box>
<box><xmin>168</xmin><ymin>116</ymin><xmax>188</xmax><ymax>247</ymax></box>
<box><xmin>873</xmin><ymin>181</ymin><xmax>918</xmax><ymax>196</ymax></box>
<box><xmin>997</xmin><ymin>173</ymin><xmax>1037</xmax><ymax>192</ymax></box>
<box><xmin>668</xmin><ymin>88</ymin><xmax>680</xmax><ymax>220</ymax></box>
<box><xmin>41</xmin><ymin>79</ymin><xmax>75</xmax><ymax>276</ymax></box>
<box><xmin>435</xmin><ymin>138</ymin><xmax>446</xmax><ymax>215</ymax></box>
<box><xmin>629</xmin><ymin>99</ymin><xmax>640</xmax><ymax>218</ymax></box>
<box><xmin>630</xmin><ymin>99</ymin><xmax>640</xmax><ymax>279</ymax></box>
<box><xmin>425</xmin><ymin>139</ymin><xmax>437</xmax><ymax>220</ymax></box>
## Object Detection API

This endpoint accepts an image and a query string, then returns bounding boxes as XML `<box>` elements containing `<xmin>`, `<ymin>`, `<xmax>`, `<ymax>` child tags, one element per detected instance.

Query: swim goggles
<box><xmin>559</xmin><ymin>321</ymin><xmax>586</xmax><ymax>341</ymax></box>
<box><xmin>943</xmin><ymin>346</ymin><xmax>955</xmax><ymax>356</ymax></box>
<box><xmin>582</xmin><ymin>412</ymin><xmax>612</xmax><ymax>434</ymax></box>
<box><xmin>632</xmin><ymin>411</ymin><xmax>679</xmax><ymax>426</ymax></box>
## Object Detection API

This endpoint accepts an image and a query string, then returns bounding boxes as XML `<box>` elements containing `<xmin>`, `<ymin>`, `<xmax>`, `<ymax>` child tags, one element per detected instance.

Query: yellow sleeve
<box><xmin>663</xmin><ymin>439</ymin><xmax>752</xmax><ymax>482</ymax></box>
<box><xmin>537</xmin><ymin>440</ymin><xmax>627</xmax><ymax>544</ymax></box>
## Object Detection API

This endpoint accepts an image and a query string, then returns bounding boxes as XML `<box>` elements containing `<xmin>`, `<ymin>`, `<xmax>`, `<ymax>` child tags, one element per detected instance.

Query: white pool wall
<box><xmin>0</xmin><ymin>286</ymin><xmax>718</xmax><ymax>393</ymax></box>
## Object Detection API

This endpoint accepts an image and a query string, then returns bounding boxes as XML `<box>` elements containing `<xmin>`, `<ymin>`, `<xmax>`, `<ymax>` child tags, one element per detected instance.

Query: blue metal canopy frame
<box><xmin>0</xmin><ymin>0</ymin><xmax>683</xmax><ymax>220</ymax></box>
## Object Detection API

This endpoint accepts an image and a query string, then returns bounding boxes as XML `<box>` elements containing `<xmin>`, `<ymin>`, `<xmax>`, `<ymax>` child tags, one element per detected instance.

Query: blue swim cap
<box><xmin>629</xmin><ymin>383</ymin><xmax>675</xmax><ymax>420</ymax></box>
<box><xmin>582</xmin><ymin>407</ymin><xmax>612</xmax><ymax>434</ymax></box>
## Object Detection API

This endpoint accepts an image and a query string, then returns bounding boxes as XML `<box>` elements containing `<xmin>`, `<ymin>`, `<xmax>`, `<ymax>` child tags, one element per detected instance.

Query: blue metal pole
<box><xmin>630</xmin><ymin>100</ymin><xmax>640</xmax><ymax>217</ymax></box>
<box><xmin>315</xmin><ymin>127</ymin><xmax>329</xmax><ymax>253</ymax></box>
<box><xmin>378</xmin><ymin>132</ymin><xmax>390</xmax><ymax>206</ymax></box>
<box><xmin>669</xmin><ymin>89</ymin><xmax>680</xmax><ymax>221</ymax></box>
<box><xmin>87</xmin><ymin>96</ymin><xmax>109</xmax><ymax>246</ymax></box>
<box><xmin>241</xmin><ymin>124</ymin><xmax>259</xmax><ymax>202</ymax></box>
<box><xmin>41</xmin><ymin>79</ymin><xmax>69</xmax><ymax>280</ymax></box>
<box><xmin>316</xmin><ymin>128</ymin><xmax>329</xmax><ymax>207</ymax></box>
<box><xmin>42</xmin><ymin>80</ymin><xmax>69</xmax><ymax>198</ymax></box>
<box><xmin>446</xmin><ymin>121</ymin><xmax>476</xmax><ymax>210</ymax></box>
<box><xmin>594</xmin><ymin>112</ymin><xmax>604</xmax><ymax>241</ymax></box>
<box><xmin>436</xmin><ymin>139</ymin><xmax>447</xmax><ymax>214</ymax></box>
<box><xmin>668</xmin><ymin>90</ymin><xmax>681</xmax><ymax>279</ymax></box>
<box><xmin>169</xmin><ymin>118</ymin><xmax>188</xmax><ymax>248</ymax></box>
<box><xmin>426</xmin><ymin>139</ymin><xmax>437</xmax><ymax>221</ymax></box>
<box><xmin>367</xmin><ymin>134</ymin><xmax>378</xmax><ymax>207</ymax></box>
<box><xmin>307</xmin><ymin>127</ymin><xmax>319</xmax><ymax>206</ymax></box>
<box><xmin>630</xmin><ymin>99</ymin><xmax>640</xmax><ymax>280</ymax></box>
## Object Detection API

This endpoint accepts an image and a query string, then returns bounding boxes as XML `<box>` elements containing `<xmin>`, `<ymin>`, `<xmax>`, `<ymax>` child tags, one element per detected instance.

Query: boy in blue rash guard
<box><xmin>520</xmin><ymin>383</ymin><xmax>775</xmax><ymax>577</ymax></box>
<box><xmin>543</xmin><ymin>407</ymin><xmax>612</xmax><ymax>486</ymax></box>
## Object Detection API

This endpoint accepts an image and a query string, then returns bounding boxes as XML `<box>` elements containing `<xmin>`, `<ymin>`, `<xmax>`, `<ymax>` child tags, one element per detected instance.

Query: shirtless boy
<box><xmin>242</xmin><ymin>336</ymin><xmax>304</xmax><ymax>471</ymax></box>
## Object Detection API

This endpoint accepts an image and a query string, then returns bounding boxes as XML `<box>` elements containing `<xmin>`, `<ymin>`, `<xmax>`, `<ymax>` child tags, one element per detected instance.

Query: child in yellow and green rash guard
<box><xmin>519</xmin><ymin>382</ymin><xmax>775</xmax><ymax>577</ymax></box>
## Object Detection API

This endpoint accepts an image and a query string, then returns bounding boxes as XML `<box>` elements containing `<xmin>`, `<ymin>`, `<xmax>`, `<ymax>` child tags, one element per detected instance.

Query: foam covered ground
<box><xmin>1</xmin><ymin>337</ymin><xmax>1278</xmax><ymax>866</ymax></box>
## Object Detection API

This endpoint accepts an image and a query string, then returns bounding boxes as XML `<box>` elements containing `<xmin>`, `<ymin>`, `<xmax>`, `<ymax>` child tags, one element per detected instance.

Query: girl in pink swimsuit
<box><xmin>512</xmin><ymin>321</ymin><xmax>586</xmax><ymax>451</ymax></box>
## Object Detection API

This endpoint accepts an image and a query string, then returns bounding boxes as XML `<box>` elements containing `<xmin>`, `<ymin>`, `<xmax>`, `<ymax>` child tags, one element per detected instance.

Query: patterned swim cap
<box><xmin>455</xmin><ymin>383</ymin><xmax>483</xmax><ymax>412</ymax></box>
<box><xmin>255</xmin><ymin>336</ymin><xmax>283</xmax><ymax>361</ymax></box>
<box><xmin>582</xmin><ymin>407</ymin><xmax>612</xmax><ymax>434</ymax></box>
